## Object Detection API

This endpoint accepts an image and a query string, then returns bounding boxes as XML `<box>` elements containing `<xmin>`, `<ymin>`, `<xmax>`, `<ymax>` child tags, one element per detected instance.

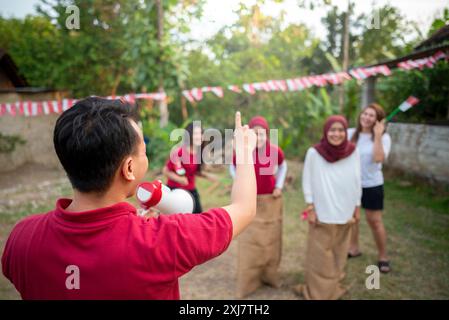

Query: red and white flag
<box><xmin>182</xmin><ymin>90</ymin><xmax>195</xmax><ymax>103</ymax></box>
<box><xmin>399</xmin><ymin>96</ymin><xmax>420</xmax><ymax>112</ymax></box>
<box><xmin>323</xmin><ymin>73</ymin><xmax>340</xmax><ymax>85</ymax></box>
<box><xmin>274</xmin><ymin>80</ymin><xmax>288</xmax><ymax>92</ymax></box>
<box><xmin>190</xmin><ymin>88</ymin><xmax>203</xmax><ymax>101</ymax></box>
<box><xmin>5</xmin><ymin>103</ymin><xmax>16</xmax><ymax>116</ymax></box>
<box><xmin>210</xmin><ymin>87</ymin><xmax>224</xmax><ymax>98</ymax></box>
<box><xmin>243</xmin><ymin>83</ymin><xmax>256</xmax><ymax>95</ymax></box>
<box><xmin>299</xmin><ymin>77</ymin><xmax>312</xmax><ymax>88</ymax></box>
<box><xmin>350</xmin><ymin>68</ymin><xmax>369</xmax><ymax>80</ymax></box>
<box><xmin>227</xmin><ymin>85</ymin><xmax>242</xmax><ymax>93</ymax></box>
<box><xmin>252</xmin><ymin>82</ymin><xmax>266</xmax><ymax>92</ymax></box>
<box><xmin>433</xmin><ymin>51</ymin><xmax>446</xmax><ymax>61</ymax></box>
<box><xmin>372</xmin><ymin>65</ymin><xmax>392</xmax><ymax>76</ymax></box>
<box><xmin>286</xmin><ymin>79</ymin><xmax>296</xmax><ymax>91</ymax></box>
<box><xmin>266</xmin><ymin>80</ymin><xmax>278</xmax><ymax>91</ymax></box>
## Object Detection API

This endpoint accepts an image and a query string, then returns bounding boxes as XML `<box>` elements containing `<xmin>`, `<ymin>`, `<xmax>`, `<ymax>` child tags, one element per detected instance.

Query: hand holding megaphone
<box><xmin>136</xmin><ymin>180</ymin><xmax>195</xmax><ymax>215</ymax></box>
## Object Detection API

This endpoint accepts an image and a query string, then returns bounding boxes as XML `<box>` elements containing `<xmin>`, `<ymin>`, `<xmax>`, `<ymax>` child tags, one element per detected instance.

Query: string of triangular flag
<box><xmin>0</xmin><ymin>50</ymin><xmax>446</xmax><ymax>117</ymax></box>
<box><xmin>0</xmin><ymin>92</ymin><xmax>166</xmax><ymax>117</ymax></box>
<box><xmin>182</xmin><ymin>50</ymin><xmax>446</xmax><ymax>103</ymax></box>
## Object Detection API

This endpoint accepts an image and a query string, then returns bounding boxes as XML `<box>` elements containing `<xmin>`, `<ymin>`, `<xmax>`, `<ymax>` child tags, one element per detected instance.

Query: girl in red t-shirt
<box><xmin>162</xmin><ymin>122</ymin><xmax>217</xmax><ymax>213</ymax></box>
<box><xmin>230</xmin><ymin>116</ymin><xmax>287</xmax><ymax>196</ymax></box>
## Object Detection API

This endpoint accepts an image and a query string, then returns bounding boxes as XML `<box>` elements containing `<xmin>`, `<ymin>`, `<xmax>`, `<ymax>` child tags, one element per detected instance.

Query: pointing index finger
<box><xmin>235</xmin><ymin>111</ymin><xmax>242</xmax><ymax>129</ymax></box>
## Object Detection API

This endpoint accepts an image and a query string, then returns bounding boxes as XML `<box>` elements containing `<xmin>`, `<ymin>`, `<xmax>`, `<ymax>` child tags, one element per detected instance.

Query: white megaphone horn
<box><xmin>136</xmin><ymin>180</ymin><xmax>194</xmax><ymax>215</ymax></box>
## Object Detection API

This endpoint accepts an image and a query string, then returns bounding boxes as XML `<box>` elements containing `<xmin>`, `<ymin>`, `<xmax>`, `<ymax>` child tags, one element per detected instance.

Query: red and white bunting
<box><xmin>275</xmin><ymin>80</ymin><xmax>288</xmax><ymax>92</ymax></box>
<box><xmin>123</xmin><ymin>93</ymin><xmax>135</xmax><ymax>103</ymax></box>
<box><xmin>1</xmin><ymin>51</ymin><xmax>446</xmax><ymax>115</ymax></box>
<box><xmin>300</xmin><ymin>77</ymin><xmax>313</xmax><ymax>88</ymax></box>
<box><xmin>0</xmin><ymin>91</ymin><xmax>167</xmax><ymax>117</ymax></box>
<box><xmin>210</xmin><ymin>87</ymin><xmax>224</xmax><ymax>98</ymax></box>
<box><xmin>294</xmin><ymin>78</ymin><xmax>305</xmax><ymax>90</ymax></box>
<box><xmin>349</xmin><ymin>68</ymin><xmax>369</xmax><ymax>80</ymax></box>
<box><xmin>433</xmin><ymin>50</ymin><xmax>446</xmax><ymax>61</ymax></box>
<box><xmin>201</xmin><ymin>86</ymin><xmax>224</xmax><ymax>98</ymax></box>
<box><xmin>182</xmin><ymin>90</ymin><xmax>195</xmax><ymax>103</ymax></box>
<box><xmin>188</xmin><ymin>88</ymin><xmax>203</xmax><ymax>101</ymax></box>
<box><xmin>260</xmin><ymin>82</ymin><xmax>271</xmax><ymax>92</ymax></box>
<box><xmin>323</xmin><ymin>73</ymin><xmax>340</xmax><ymax>85</ymax></box>
<box><xmin>398</xmin><ymin>51</ymin><xmax>447</xmax><ymax>71</ymax></box>
<box><xmin>338</xmin><ymin>72</ymin><xmax>352</xmax><ymax>82</ymax></box>
<box><xmin>252</xmin><ymin>82</ymin><xmax>265</xmax><ymax>92</ymax></box>
<box><xmin>373</xmin><ymin>65</ymin><xmax>392</xmax><ymax>76</ymax></box>
<box><xmin>243</xmin><ymin>83</ymin><xmax>256</xmax><ymax>95</ymax></box>
<box><xmin>265</xmin><ymin>80</ymin><xmax>277</xmax><ymax>91</ymax></box>
<box><xmin>134</xmin><ymin>92</ymin><xmax>167</xmax><ymax>101</ymax></box>
<box><xmin>227</xmin><ymin>85</ymin><xmax>242</xmax><ymax>93</ymax></box>
<box><xmin>42</xmin><ymin>101</ymin><xmax>50</xmax><ymax>115</ymax></box>
<box><xmin>286</xmin><ymin>78</ymin><xmax>303</xmax><ymax>91</ymax></box>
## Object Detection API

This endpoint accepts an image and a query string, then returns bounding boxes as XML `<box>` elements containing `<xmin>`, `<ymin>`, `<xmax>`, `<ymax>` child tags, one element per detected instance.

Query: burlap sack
<box><xmin>301</xmin><ymin>222</ymin><xmax>352</xmax><ymax>300</ymax></box>
<box><xmin>236</xmin><ymin>194</ymin><xmax>283</xmax><ymax>298</ymax></box>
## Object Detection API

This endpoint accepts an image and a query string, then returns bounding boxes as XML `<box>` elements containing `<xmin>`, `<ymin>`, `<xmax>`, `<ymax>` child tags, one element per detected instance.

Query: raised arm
<box><xmin>229</xmin><ymin>164</ymin><xmax>236</xmax><ymax>179</ymax></box>
<box><xmin>162</xmin><ymin>165</ymin><xmax>188</xmax><ymax>186</ymax></box>
<box><xmin>275</xmin><ymin>161</ymin><xmax>288</xmax><ymax>190</ymax></box>
<box><xmin>373</xmin><ymin>120</ymin><xmax>386</xmax><ymax>163</ymax></box>
<box><xmin>222</xmin><ymin>112</ymin><xmax>257</xmax><ymax>239</ymax></box>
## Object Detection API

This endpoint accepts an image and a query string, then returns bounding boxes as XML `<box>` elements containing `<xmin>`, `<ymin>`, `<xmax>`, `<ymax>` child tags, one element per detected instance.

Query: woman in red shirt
<box><xmin>229</xmin><ymin>115</ymin><xmax>288</xmax><ymax>297</ymax></box>
<box><xmin>162</xmin><ymin>122</ymin><xmax>217</xmax><ymax>213</ymax></box>
<box><xmin>230</xmin><ymin>116</ymin><xmax>287</xmax><ymax>196</ymax></box>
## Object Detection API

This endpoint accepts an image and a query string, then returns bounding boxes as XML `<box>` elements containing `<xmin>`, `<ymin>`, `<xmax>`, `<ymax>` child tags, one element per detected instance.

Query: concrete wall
<box><xmin>0</xmin><ymin>92</ymin><xmax>68</xmax><ymax>172</ymax></box>
<box><xmin>387</xmin><ymin>123</ymin><xmax>449</xmax><ymax>184</ymax></box>
<box><xmin>0</xmin><ymin>113</ymin><xmax>61</xmax><ymax>172</ymax></box>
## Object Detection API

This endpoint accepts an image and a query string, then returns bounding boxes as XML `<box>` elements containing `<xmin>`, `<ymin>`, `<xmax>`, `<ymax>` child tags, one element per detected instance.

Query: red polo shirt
<box><xmin>1</xmin><ymin>199</ymin><xmax>232</xmax><ymax>300</ymax></box>
<box><xmin>166</xmin><ymin>146</ymin><xmax>200</xmax><ymax>191</ymax></box>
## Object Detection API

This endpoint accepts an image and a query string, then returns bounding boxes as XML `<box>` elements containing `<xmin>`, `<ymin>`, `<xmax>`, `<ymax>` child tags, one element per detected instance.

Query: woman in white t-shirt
<box><xmin>293</xmin><ymin>115</ymin><xmax>361</xmax><ymax>300</ymax></box>
<box><xmin>347</xmin><ymin>103</ymin><xmax>391</xmax><ymax>273</ymax></box>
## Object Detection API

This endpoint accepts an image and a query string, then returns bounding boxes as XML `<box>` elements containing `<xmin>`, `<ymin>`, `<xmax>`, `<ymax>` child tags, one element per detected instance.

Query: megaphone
<box><xmin>136</xmin><ymin>180</ymin><xmax>194</xmax><ymax>214</ymax></box>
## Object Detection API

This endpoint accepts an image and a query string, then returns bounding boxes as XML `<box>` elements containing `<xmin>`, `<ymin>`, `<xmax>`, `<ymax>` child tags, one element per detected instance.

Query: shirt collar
<box><xmin>54</xmin><ymin>198</ymin><xmax>137</xmax><ymax>223</ymax></box>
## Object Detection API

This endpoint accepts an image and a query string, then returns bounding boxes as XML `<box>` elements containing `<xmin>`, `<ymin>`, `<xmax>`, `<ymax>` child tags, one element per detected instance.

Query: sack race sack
<box><xmin>301</xmin><ymin>222</ymin><xmax>352</xmax><ymax>300</ymax></box>
<box><xmin>236</xmin><ymin>194</ymin><xmax>283</xmax><ymax>298</ymax></box>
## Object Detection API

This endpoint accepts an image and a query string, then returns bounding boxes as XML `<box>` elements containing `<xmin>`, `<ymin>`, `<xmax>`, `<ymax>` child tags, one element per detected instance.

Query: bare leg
<box><xmin>365</xmin><ymin>210</ymin><xmax>388</xmax><ymax>261</ymax></box>
<box><xmin>348</xmin><ymin>221</ymin><xmax>361</xmax><ymax>256</ymax></box>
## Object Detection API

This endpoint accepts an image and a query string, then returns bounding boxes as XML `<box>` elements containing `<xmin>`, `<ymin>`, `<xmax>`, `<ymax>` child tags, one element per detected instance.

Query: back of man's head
<box><xmin>53</xmin><ymin>97</ymin><xmax>139</xmax><ymax>193</ymax></box>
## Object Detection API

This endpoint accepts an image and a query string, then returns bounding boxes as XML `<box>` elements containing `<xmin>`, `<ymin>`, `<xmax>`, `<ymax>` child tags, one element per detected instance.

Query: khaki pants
<box><xmin>236</xmin><ymin>194</ymin><xmax>283</xmax><ymax>298</ymax></box>
<box><xmin>302</xmin><ymin>222</ymin><xmax>352</xmax><ymax>300</ymax></box>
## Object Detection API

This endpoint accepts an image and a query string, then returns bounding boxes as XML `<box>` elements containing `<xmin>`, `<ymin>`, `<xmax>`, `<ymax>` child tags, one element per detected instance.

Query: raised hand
<box><xmin>234</xmin><ymin>111</ymin><xmax>257</xmax><ymax>165</ymax></box>
<box><xmin>373</xmin><ymin>119</ymin><xmax>385</xmax><ymax>137</ymax></box>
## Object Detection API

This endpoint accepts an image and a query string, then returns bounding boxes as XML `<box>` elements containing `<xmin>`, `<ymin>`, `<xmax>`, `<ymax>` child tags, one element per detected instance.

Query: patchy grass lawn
<box><xmin>1</xmin><ymin>162</ymin><xmax>448</xmax><ymax>299</ymax></box>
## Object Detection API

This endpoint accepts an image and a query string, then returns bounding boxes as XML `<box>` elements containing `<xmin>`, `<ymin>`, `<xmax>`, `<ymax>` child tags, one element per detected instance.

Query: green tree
<box><xmin>0</xmin><ymin>15</ymin><xmax>63</xmax><ymax>88</ymax></box>
<box><xmin>356</xmin><ymin>5</ymin><xmax>417</xmax><ymax>65</ymax></box>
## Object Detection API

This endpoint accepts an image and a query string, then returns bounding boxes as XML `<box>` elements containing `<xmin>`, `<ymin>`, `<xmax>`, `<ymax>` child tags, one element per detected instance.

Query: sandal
<box><xmin>378</xmin><ymin>260</ymin><xmax>391</xmax><ymax>273</ymax></box>
<box><xmin>347</xmin><ymin>251</ymin><xmax>362</xmax><ymax>259</ymax></box>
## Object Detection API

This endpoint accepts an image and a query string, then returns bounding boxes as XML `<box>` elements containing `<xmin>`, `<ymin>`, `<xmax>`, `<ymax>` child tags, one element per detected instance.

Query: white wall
<box><xmin>387</xmin><ymin>123</ymin><xmax>449</xmax><ymax>184</ymax></box>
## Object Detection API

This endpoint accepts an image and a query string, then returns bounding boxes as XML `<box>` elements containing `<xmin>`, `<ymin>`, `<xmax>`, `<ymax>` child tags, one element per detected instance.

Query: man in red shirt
<box><xmin>1</xmin><ymin>97</ymin><xmax>257</xmax><ymax>300</ymax></box>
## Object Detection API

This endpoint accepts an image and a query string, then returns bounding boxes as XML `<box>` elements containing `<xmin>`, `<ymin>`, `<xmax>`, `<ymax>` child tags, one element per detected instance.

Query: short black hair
<box><xmin>53</xmin><ymin>97</ymin><xmax>140</xmax><ymax>193</ymax></box>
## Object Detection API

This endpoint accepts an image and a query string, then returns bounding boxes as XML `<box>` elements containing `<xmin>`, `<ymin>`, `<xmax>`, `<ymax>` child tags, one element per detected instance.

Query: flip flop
<box><xmin>347</xmin><ymin>252</ymin><xmax>362</xmax><ymax>259</ymax></box>
<box><xmin>378</xmin><ymin>260</ymin><xmax>391</xmax><ymax>273</ymax></box>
